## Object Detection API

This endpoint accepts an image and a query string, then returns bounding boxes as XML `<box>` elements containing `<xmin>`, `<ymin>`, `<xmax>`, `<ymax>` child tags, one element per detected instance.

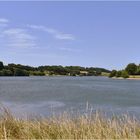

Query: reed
<box><xmin>0</xmin><ymin>107</ymin><xmax>140</xmax><ymax>139</ymax></box>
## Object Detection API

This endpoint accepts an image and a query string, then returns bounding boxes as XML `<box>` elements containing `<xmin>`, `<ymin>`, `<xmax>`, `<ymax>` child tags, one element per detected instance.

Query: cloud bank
<box><xmin>2</xmin><ymin>28</ymin><xmax>36</xmax><ymax>48</ymax></box>
<box><xmin>0</xmin><ymin>17</ymin><xmax>76</xmax><ymax>52</ymax></box>
<box><xmin>27</xmin><ymin>25</ymin><xmax>75</xmax><ymax>40</ymax></box>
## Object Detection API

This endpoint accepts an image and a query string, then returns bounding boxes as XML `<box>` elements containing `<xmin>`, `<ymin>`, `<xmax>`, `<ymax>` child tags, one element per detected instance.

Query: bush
<box><xmin>109</xmin><ymin>70</ymin><xmax>117</xmax><ymax>77</ymax></box>
<box><xmin>116</xmin><ymin>71</ymin><xmax>122</xmax><ymax>77</ymax></box>
<box><xmin>29</xmin><ymin>71</ymin><xmax>45</xmax><ymax>76</ymax></box>
<box><xmin>14</xmin><ymin>68</ymin><xmax>29</xmax><ymax>76</ymax></box>
<box><xmin>0</xmin><ymin>69</ymin><xmax>13</xmax><ymax>76</ymax></box>
<box><xmin>121</xmin><ymin>70</ymin><xmax>129</xmax><ymax>78</ymax></box>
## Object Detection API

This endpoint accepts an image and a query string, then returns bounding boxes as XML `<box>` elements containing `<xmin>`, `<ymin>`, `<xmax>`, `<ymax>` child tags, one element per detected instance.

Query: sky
<box><xmin>0</xmin><ymin>1</ymin><xmax>140</xmax><ymax>70</ymax></box>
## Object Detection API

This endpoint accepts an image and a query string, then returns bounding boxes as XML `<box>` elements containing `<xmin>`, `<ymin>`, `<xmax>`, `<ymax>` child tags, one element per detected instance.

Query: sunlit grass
<box><xmin>129</xmin><ymin>75</ymin><xmax>140</xmax><ymax>78</ymax></box>
<box><xmin>0</xmin><ymin>107</ymin><xmax>140</xmax><ymax>139</ymax></box>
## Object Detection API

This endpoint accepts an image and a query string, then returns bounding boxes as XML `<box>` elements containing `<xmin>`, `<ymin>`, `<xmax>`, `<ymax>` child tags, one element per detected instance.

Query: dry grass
<box><xmin>129</xmin><ymin>75</ymin><xmax>140</xmax><ymax>78</ymax></box>
<box><xmin>0</xmin><ymin>107</ymin><xmax>140</xmax><ymax>139</ymax></box>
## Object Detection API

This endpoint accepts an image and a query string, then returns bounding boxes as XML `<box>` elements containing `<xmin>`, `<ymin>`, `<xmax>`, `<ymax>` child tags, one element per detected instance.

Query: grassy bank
<box><xmin>128</xmin><ymin>75</ymin><xmax>140</xmax><ymax>80</ymax></box>
<box><xmin>112</xmin><ymin>75</ymin><xmax>140</xmax><ymax>80</ymax></box>
<box><xmin>0</xmin><ymin>108</ymin><xmax>140</xmax><ymax>139</ymax></box>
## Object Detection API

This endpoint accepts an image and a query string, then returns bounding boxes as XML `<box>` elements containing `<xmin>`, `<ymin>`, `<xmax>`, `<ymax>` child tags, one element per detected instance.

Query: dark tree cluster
<box><xmin>0</xmin><ymin>60</ymin><xmax>110</xmax><ymax>77</ymax></box>
<box><xmin>109</xmin><ymin>63</ymin><xmax>140</xmax><ymax>78</ymax></box>
<box><xmin>125</xmin><ymin>63</ymin><xmax>140</xmax><ymax>75</ymax></box>
<box><xmin>0</xmin><ymin>61</ymin><xmax>41</xmax><ymax>76</ymax></box>
<box><xmin>38</xmin><ymin>65</ymin><xmax>110</xmax><ymax>76</ymax></box>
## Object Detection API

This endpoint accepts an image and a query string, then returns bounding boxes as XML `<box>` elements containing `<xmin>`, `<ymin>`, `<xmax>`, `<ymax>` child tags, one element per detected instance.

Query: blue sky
<box><xmin>0</xmin><ymin>1</ymin><xmax>140</xmax><ymax>70</ymax></box>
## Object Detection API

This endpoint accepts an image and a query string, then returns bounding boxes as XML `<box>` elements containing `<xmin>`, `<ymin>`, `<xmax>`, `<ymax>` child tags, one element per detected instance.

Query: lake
<box><xmin>0</xmin><ymin>76</ymin><xmax>140</xmax><ymax>117</ymax></box>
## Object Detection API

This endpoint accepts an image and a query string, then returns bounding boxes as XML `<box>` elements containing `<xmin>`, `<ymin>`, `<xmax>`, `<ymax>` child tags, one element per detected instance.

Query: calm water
<box><xmin>0</xmin><ymin>76</ymin><xmax>140</xmax><ymax>117</ymax></box>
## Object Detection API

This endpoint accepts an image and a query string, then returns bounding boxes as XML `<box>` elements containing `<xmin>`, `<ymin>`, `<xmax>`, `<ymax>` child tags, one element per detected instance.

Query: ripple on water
<box><xmin>0</xmin><ymin>101</ymin><xmax>65</xmax><ymax>117</ymax></box>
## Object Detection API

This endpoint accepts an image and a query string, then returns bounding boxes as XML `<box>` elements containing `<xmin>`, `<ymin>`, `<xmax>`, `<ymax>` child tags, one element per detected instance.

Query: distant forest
<box><xmin>0</xmin><ymin>61</ymin><xmax>110</xmax><ymax>76</ymax></box>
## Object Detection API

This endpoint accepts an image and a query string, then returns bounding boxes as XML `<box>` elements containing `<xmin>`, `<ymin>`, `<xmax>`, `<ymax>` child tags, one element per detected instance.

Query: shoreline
<box><xmin>112</xmin><ymin>77</ymin><xmax>140</xmax><ymax>80</ymax></box>
<box><xmin>127</xmin><ymin>77</ymin><xmax>140</xmax><ymax>80</ymax></box>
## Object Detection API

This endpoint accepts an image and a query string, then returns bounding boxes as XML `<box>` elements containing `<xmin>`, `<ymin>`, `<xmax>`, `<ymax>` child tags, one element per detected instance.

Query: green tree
<box><xmin>95</xmin><ymin>70</ymin><xmax>102</xmax><ymax>76</ymax></box>
<box><xmin>70</xmin><ymin>70</ymin><xmax>80</xmax><ymax>76</ymax></box>
<box><xmin>109</xmin><ymin>70</ymin><xmax>117</xmax><ymax>77</ymax></box>
<box><xmin>0</xmin><ymin>69</ymin><xmax>13</xmax><ymax>76</ymax></box>
<box><xmin>116</xmin><ymin>71</ymin><xmax>122</xmax><ymax>77</ymax></box>
<box><xmin>135</xmin><ymin>65</ymin><xmax>140</xmax><ymax>75</ymax></box>
<box><xmin>30</xmin><ymin>71</ymin><xmax>45</xmax><ymax>76</ymax></box>
<box><xmin>0</xmin><ymin>61</ymin><xmax>4</xmax><ymax>70</ymax></box>
<box><xmin>121</xmin><ymin>70</ymin><xmax>129</xmax><ymax>78</ymax></box>
<box><xmin>125</xmin><ymin>63</ymin><xmax>137</xmax><ymax>75</ymax></box>
<box><xmin>87</xmin><ymin>69</ymin><xmax>96</xmax><ymax>76</ymax></box>
<box><xmin>14</xmin><ymin>68</ymin><xmax>29</xmax><ymax>76</ymax></box>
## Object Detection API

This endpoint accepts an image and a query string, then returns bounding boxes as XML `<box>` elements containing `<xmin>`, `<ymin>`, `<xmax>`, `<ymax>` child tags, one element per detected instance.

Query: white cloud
<box><xmin>2</xmin><ymin>28</ymin><xmax>36</xmax><ymax>48</ymax></box>
<box><xmin>0</xmin><ymin>18</ymin><xmax>9</xmax><ymax>28</ymax></box>
<box><xmin>27</xmin><ymin>24</ymin><xmax>75</xmax><ymax>40</ymax></box>
<box><xmin>0</xmin><ymin>18</ymin><xmax>75</xmax><ymax>51</ymax></box>
<box><xmin>59</xmin><ymin>47</ymin><xmax>81</xmax><ymax>52</ymax></box>
<box><xmin>0</xmin><ymin>18</ymin><xmax>9</xmax><ymax>23</ymax></box>
<box><xmin>55</xmin><ymin>34</ymin><xmax>74</xmax><ymax>40</ymax></box>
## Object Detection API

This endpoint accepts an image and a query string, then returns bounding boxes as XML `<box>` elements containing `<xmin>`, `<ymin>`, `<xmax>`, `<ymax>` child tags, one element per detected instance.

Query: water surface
<box><xmin>0</xmin><ymin>76</ymin><xmax>140</xmax><ymax>117</ymax></box>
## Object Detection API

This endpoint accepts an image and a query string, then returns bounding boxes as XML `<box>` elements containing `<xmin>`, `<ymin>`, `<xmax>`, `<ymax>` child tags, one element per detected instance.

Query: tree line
<box><xmin>109</xmin><ymin>63</ymin><xmax>140</xmax><ymax>78</ymax></box>
<box><xmin>0</xmin><ymin>61</ymin><xmax>110</xmax><ymax>76</ymax></box>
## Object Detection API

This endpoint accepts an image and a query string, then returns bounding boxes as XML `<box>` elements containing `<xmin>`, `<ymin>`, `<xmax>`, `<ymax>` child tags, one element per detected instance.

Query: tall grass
<box><xmin>0</xmin><ymin>107</ymin><xmax>140</xmax><ymax>139</ymax></box>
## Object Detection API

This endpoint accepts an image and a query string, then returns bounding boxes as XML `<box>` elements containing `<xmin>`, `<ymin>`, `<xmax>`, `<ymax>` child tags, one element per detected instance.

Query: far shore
<box><xmin>112</xmin><ymin>76</ymin><xmax>140</xmax><ymax>80</ymax></box>
<box><xmin>127</xmin><ymin>77</ymin><xmax>140</xmax><ymax>80</ymax></box>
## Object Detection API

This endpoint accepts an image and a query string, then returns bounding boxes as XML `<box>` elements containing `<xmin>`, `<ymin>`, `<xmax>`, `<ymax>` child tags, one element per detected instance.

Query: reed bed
<box><xmin>0</xmin><ymin>107</ymin><xmax>140</xmax><ymax>139</ymax></box>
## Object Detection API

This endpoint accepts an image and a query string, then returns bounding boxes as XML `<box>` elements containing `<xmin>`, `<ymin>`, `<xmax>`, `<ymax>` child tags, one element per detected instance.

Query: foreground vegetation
<box><xmin>0</xmin><ymin>108</ymin><xmax>140</xmax><ymax>139</ymax></box>
<box><xmin>109</xmin><ymin>63</ymin><xmax>140</xmax><ymax>78</ymax></box>
<box><xmin>0</xmin><ymin>61</ymin><xmax>110</xmax><ymax>76</ymax></box>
